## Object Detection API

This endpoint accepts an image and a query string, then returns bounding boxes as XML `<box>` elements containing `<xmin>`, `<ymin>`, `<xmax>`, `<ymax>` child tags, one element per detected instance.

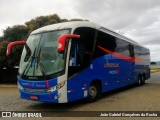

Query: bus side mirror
<box><xmin>57</xmin><ymin>34</ymin><xmax>80</xmax><ymax>53</ymax></box>
<box><xmin>6</xmin><ymin>41</ymin><xmax>26</xmax><ymax>56</ymax></box>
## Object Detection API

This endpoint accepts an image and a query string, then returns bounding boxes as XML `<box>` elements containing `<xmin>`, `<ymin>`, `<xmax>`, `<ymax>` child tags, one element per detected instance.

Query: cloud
<box><xmin>71</xmin><ymin>0</ymin><xmax>160</xmax><ymax>29</ymax></box>
<box><xmin>0</xmin><ymin>0</ymin><xmax>79</xmax><ymax>35</ymax></box>
<box><xmin>0</xmin><ymin>0</ymin><xmax>160</xmax><ymax>61</ymax></box>
<box><xmin>145</xmin><ymin>44</ymin><xmax>160</xmax><ymax>61</ymax></box>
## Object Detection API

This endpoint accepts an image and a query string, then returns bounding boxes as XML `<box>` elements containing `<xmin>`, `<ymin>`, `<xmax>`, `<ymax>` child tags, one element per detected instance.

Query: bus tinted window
<box><xmin>68</xmin><ymin>27</ymin><xmax>95</xmax><ymax>77</ymax></box>
<box><xmin>94</xmin><ymin>30</ymin><xmax>116</xmax><ymax>58</ymax></box>
<box><xmin>115</xmin><ymin>38</ymin><xmax>130</xmax><ymax>56</ymax></box>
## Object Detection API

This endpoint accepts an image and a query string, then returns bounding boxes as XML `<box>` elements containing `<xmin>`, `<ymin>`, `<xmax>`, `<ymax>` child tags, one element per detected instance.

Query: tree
<box><xmin>0</xmin><ymin>13</ymin><xmax>87</xmax><ymax>69</ymax></box>
<box><xmin>150</xmin><ymin>62</ymin><xmax>157</xmax><ymax>65</ymax></box>
<box><xmin>25</xmin><ymin>14</ymin><xmax>87</xmax><ymax>34</ymax></box>
<box><xmin>0</xmin><ymin>25</ymin><xmax>27</xmax><ymax>69</ymax></box>
<box><xmin>69</xmin><ymin>18</ymin><xmax>84</xmax><ymax>21</ymax></box>
<box><xmin>3</xmin><ymin>25</ymin><xmax>28</xmax><ymax>42</ymax></box>
<box><xmin>0</xmin><ymin>40</ymin><xmax>23</xmax><ymax>69</ymax></box>
<box><xmin>25</xmin><ymin>14</ymin><xmax>61</xmax><ymax>34</ymax></box>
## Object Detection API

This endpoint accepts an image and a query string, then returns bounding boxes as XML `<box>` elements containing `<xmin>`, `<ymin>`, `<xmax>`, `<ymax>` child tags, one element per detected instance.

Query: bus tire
<box><xmin>142</xmin><ymin>74</ymin><xmax>146</xmax><ymax>85</ymax></box>
<box><xmin>87</xmin><ymin>82</ymin><xmax>101</xmax><ymax>102</ymax></box>
<box><xmin>138</xmin><ymin>75</ymin><xmax>146</xmax><ymax>86</ymax></box>
<box><xmin>138</xmin><ymin>75</ymin><xmax>142</xmax><ymax>86</ymax></box>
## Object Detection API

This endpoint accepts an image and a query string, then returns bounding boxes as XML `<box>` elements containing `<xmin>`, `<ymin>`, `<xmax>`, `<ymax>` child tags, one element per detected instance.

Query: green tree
<box><xmin>0</xmin><ymin>25</ymin><xmax>27</xmax><ymax>69</ymax></box>
<box><xmin>0</xmin><ymin>40</ymin><xmax>23</xmax><ymax>69</ymax></box>
<box><xmin>69</xmin><ymin>18</ymin><xmax>84</xmax><ymax>21</ymax></box>
<box><xmin>150</xmin><ymin>62</ymin><xmax>157</xmax><ymax>65</ymax></box>
<box><xmin>3</xmin><ymin>25</ymin><xmax>28</xmax><ymax>42</ymax></box>
<box><xmin>25</xmin><ymin>14</ymin><xmax>61</xmax><ymax>34</ymax></box>
<box><xmin>25</xmin><ymin>14</ymin><xmax>87</xmax><ymax>34</ymax></box>
<box><xmin>0</xmin><ymin>13</ymin><xmax>87</xmax><ymax>69</ymax></box>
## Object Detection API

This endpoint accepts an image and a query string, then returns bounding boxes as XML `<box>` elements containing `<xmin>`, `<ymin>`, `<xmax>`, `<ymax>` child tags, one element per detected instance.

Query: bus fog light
<box><xmin>47</xmin><ymin>81</ymin><xmax>65</xmax><ymax>92</ymax></box>
<box><xmin>57</xmin><ymin>81</ymin><xmax>65</xmax><ymax>89</ymax></box>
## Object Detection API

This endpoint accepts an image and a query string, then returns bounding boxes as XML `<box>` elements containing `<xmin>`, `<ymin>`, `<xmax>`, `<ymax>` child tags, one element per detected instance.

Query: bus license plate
<box><xmin>30</xmin><ymin>95</ymin><xmax>38</xmax><ymax>100</ymax></box>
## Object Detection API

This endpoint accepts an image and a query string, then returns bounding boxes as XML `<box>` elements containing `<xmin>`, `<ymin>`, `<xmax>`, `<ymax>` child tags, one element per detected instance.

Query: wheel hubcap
<box><xmin>89</xmin><ymin>86</ymin><xmax>97</xmax><ymax>98</ymax></box>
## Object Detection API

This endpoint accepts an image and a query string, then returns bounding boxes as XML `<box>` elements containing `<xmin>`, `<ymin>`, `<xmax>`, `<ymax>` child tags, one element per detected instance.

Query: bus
<box><xmin>6</xmin><ymin>21</ymin><xmax>150</xmax><ymax>103</ymax></box>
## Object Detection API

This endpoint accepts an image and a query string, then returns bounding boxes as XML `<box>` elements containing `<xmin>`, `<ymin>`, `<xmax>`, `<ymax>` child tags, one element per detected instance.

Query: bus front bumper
<box><xmin>19</xmin><ymin>89</ymin><xmax>60</xmax><ymax>103</ymax></box>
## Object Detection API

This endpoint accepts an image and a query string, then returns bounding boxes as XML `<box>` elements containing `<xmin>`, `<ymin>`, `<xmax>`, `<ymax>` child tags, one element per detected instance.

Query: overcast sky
<box><xmin>0</xmin><ymin>0</ymin><xmax>160</xmax><ymax>61</ymax></box>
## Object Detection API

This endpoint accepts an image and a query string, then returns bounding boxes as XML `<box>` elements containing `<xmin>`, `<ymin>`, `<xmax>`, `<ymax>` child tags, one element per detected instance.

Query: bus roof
<box><xmin>31</xmin><ymin>21</ymin><xmax>96</xmax><ymax>34</ymax></box>
<box><xmin>31</xmin><ymin>21</ymin><xmax>148</xmax><ymax>49</ymax></box>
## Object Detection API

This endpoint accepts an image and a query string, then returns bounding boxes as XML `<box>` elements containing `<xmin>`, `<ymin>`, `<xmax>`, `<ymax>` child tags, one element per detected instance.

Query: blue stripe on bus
<box><xmin>18</xmin><ymin>77</ymin><xmax>58</xmax><ymax>103</ymax></box>
<box><xmin>67</xmin><ymin>54</ymin><xmax>150</xmax><ymax>102</ymax></box>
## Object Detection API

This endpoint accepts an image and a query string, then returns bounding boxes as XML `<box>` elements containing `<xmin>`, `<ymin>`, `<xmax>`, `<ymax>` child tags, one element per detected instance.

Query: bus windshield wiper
<box><xmin>22</xmin><ymin>45</ymin><xmax>47</xmax><ymax>79</ymax></box>
<box><xmin>34</xmin><ymin>45</ymin><xmax>47</xmax><ymax>79</ymax></box>
<box><xmin>22</xmin><ymin>47</ymin><xmax>37</xmax><ymax>77</ymax></box>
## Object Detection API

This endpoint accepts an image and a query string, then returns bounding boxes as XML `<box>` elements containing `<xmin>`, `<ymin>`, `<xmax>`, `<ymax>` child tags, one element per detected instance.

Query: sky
<box><xmin>0</xmin><ymin>0</ymin><xmax>160</xmax><ymax>61</ymax></box>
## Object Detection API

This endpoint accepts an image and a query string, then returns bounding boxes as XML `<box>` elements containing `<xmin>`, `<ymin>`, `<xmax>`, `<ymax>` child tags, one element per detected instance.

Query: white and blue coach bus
<box><xmin>7</xmin><ymin>21</ymin><xmax>150</xmax><ymax>103</ymax></box>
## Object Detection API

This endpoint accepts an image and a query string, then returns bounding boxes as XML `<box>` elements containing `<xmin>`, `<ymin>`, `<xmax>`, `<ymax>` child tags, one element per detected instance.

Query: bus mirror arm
<box><xmin>6</xmin><ymin>41</ymin><xmax>26</xmax><ymax>56</ymax></box>
<box><xmin>57</xmin><ymin>34</ymin><xmax>80</xmax><ymax>53</ymax></box>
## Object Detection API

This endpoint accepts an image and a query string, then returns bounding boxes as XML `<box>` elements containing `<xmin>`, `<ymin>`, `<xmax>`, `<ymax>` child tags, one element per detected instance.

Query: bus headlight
<box><xmin>47</xmin><ymin>81</ymin><xmax>65</xmax><ymax>92</ymax></box>
<box><xmin>18</xmin><ymin>82</ymin><xmax>24</xmax><ymax>90</ymax></box>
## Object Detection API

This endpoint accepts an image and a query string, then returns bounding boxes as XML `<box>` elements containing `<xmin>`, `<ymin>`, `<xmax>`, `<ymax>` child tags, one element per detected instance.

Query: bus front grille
<box><xmin>24</xmin><ymin>88</ymin><xmax>47</xmax><ymax>93</ymax></box>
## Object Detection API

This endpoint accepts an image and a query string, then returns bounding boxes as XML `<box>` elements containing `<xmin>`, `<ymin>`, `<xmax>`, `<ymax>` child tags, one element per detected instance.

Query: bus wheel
<box><xmin>87</xmin><ymin>83</ymin><xmax>101</xmax><ymax>102</ymax></box>
<box><xmin>138</xmin><ymin>75</ymin><xmax>145</xmax><ymax>86</ymax></box>
<box><xmin>138</xmin><ymin>75</ymin><xmax>142</xmax><ymax>86</ymax></box>
<box><xmin>141</xmin><ymin>75</ymin><xmax>146</xmax><ymax>85</ymax></box>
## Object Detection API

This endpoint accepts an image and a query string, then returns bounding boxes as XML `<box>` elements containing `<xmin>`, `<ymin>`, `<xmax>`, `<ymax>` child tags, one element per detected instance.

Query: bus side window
<box><xmin>68</xmin><ymin>27</ymin><xmax>95</xmax><ymax>77</ymax></box>
<box><xmin>115</xmin><ymin>38</ymin><xmax>130</xmax><ymax>56</ymax></box>
<box><xmin>24</xmin><ymin>44</ymin><xmax>31</xmax><ymax>62</ymax></box>
<box><xmin>69</xmin><ymin>42</ymin><xmax>79</xmax><ymax>67</ymax></box>
<box><xmin>129</xmin><ymin>44</ymin><xmax>135</xmax><ymax>57</ymax></box>
<box><xmin>73</xmin><ymin>27</ymin><xmax>95</xmax><ymax>67</ymax></box>
<box><xmin>93</xmin><ymin>30</ymin><xmax>116</xmax><ymax>58</ymax></box>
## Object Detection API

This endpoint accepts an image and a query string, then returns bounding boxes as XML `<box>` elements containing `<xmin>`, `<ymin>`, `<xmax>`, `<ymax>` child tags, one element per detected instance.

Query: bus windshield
<box><xmin>19</xmin><ymin>29</ymin><xmax>70</xmax><ymax>77</ymax></box>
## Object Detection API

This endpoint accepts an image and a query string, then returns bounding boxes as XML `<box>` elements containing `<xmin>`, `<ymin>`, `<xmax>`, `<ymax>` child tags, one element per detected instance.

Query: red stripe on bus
<box><xmin>98</xmin><ymin>46</ymin><xmax>144</xmax><ymax>62</ymax></box>
<box><xmin>46</xmin><ymin>80</ymin><xmax>50</xmax><ymax>88</ymax></box>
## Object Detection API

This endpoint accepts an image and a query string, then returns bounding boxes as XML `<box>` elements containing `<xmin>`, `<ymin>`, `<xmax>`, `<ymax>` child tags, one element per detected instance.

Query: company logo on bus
<box><xmin>109</xmin><ymin>70</ymin><xmax>120</xmax><ymax>74</ymax></box>
<box><xmin>21</xmin><ymin>82</ymin><xmax>34</xmax><ymax>87</ymax></box>
<box><xmin>35</xmin><ymin>84</ymin><xmax>46</xmax><ymax>88</ymax></box>
<box><xmin>104</xmin><ymin>58</ymin><xmax>119</xmax><ymax>68</ymax></box>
